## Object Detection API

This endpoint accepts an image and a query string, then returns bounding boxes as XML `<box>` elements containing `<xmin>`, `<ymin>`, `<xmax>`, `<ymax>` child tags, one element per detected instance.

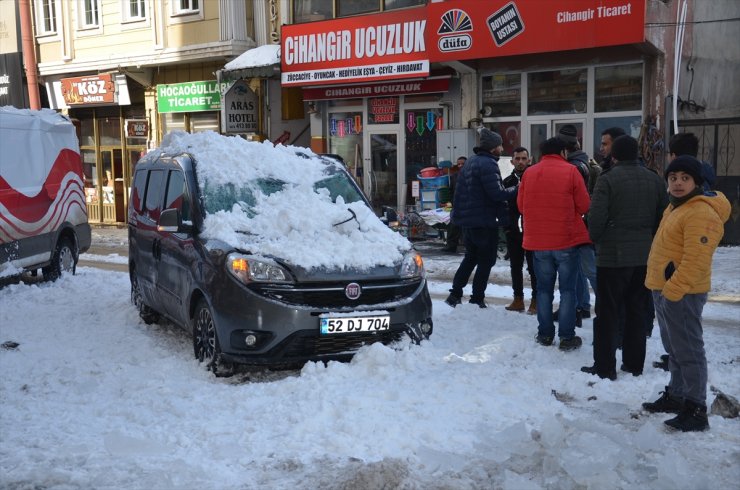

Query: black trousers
<box><xmin>450</xmin><ymin>227</ymin><xmax>499</xmax><ymax>302</ymax></box>
<box><xmin>446</xmin><ymin>222</ymin><xmax>461</xmax><ymax>248</ymax></box>
<box><xmin>594</xmin><ymin>266</ymin><xmax>650</xmax><ymax>374</ymax></box>
<box><xmin>505</xmin><ymin>229</ymin><xmax>536</xmax><ymax>297</ymax></box>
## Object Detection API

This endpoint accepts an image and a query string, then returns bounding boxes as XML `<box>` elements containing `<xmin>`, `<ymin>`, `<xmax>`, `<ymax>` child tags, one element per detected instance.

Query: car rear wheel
<box><xmin>193</xmin><ymin>299</ymin><xmax>232</xmax><ymax>376</ymax></box>
<box><xmin>43</xmin><ymin>236</ymin><xmax>76</xmax><ymax>281</ymax></box>
<box><xmin>130</xmin><ymin>273</ymin><xmax>160</xmax><ymax>324</ymax></box>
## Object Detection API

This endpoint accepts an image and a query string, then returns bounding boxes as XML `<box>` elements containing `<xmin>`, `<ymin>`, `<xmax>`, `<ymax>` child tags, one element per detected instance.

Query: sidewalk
<box><xmin>86</xmin><ymin>225</ymin><xmax>739</xmax><ymax>305</ymax></box>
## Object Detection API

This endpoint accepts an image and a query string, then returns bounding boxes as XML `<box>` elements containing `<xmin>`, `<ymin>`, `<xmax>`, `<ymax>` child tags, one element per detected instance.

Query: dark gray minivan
<box><xmin>128</xmin><ymin>132</ymin><xmax>432</xmax><ymax>374</ymax></box>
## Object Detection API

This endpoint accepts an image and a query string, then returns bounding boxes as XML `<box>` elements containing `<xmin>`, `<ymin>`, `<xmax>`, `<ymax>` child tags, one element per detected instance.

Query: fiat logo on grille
<box><xmin>345</xmin><ymin>282</ymin><xmax>361</xmax><ymax>300</ymax></box>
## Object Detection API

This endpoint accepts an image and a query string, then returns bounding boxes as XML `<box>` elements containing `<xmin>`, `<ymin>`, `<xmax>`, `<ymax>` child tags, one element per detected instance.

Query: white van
<box><xmin>0</xmin><ymin>107</ymin><xmax>91</xmax><ymax>281</ymax></box>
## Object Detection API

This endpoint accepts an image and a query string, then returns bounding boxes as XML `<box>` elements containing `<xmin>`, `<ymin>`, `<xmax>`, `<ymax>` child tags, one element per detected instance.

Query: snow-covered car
<box><xmin>128</xmin><ymin>131</ymin><xmax>432</xmax><ymax>373</ymax></box>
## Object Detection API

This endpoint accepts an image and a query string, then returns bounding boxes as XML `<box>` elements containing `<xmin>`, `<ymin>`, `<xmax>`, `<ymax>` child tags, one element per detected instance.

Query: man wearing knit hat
<box><xmin>445</xmin><ymin>127</ymin><xmax>517</xmax><ymax>308</ymax></box>
<box><xmin>642</xmin><ymin>154</ymin><xmax>730</xmax><ymax>431</ymax></box>
<box><xmin>581</xmin><ymin>135</ymin><xmax>668</xmax><ymax>380</ymax></box>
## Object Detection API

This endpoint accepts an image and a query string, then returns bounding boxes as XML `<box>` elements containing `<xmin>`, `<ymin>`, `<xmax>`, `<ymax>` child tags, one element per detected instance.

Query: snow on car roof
<box><xmin>154</xmin><ymin>131</ymin><xmax>412</xmax><ymax>271</ymax></box>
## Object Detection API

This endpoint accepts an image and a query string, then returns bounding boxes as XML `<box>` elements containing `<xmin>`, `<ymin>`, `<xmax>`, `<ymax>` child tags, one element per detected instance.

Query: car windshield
<box><xmin>201</xmin><ymin>164</ymin><xmax>365</xmax><ymax>216</ymax></box>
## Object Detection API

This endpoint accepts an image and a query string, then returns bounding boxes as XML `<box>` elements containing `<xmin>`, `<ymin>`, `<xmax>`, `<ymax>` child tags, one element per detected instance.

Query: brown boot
<box><xmin>505</xmin><ymin>295</ymin><xmax>525</xmax><ymax>312</ymax></box>
<box><xmin>527</xmin><ymin>297</ymin><xmax>537</xmax><ymax>315</ymax></box>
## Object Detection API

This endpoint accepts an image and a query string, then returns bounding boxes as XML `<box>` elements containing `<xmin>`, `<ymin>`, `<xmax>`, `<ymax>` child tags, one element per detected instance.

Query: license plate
<box><xmin>320</xmin><ymin>315</ymin><xmax>390</xmax><ymax>335</ymax></box>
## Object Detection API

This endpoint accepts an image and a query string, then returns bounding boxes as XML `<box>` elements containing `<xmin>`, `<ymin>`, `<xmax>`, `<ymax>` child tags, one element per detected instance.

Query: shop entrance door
<box><xmin>100</xmin><ymin>148</ymin><xmax>125</xmax><ymax>222</ymax></box>
<box><xmin>364</xmin><ymin>131</ymin><xmax>400</xmax><ymax>214</ymax></box>
<box><xmin>529</xmin><ymin>119</ymin><xmax>585</xmax><ymax>162</ymax></box>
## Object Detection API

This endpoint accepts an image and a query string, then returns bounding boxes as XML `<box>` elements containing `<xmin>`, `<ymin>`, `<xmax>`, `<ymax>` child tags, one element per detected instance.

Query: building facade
<box><xmin>20</xmin><ymin>0</ymin><xmax>739</xmax><ymax>240</ymax></box>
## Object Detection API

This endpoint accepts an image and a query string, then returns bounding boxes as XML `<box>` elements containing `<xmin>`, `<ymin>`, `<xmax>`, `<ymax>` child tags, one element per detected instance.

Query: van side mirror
<box><xmin>158</xmin><ymin>208</ymin><xmax>192</xmax><ymax>234</ymax></box>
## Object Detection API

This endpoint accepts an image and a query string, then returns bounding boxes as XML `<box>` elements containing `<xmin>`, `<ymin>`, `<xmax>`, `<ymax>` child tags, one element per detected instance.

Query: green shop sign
<box><xmin>157</xmin><ymin>80</ymin><xmax>230</xmax><ymax>113</ymax></box>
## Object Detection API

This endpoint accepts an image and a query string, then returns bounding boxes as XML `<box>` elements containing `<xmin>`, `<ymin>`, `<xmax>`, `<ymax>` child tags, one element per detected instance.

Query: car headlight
<box><xmin>399</xmin><ymin>251</ymin><xmax>424</xmax><ymax>279</ymax></box>
<box><xmin>227</xmin><ymin>253</ymin><xmax>293</xmax><ymax>284</ymax></box>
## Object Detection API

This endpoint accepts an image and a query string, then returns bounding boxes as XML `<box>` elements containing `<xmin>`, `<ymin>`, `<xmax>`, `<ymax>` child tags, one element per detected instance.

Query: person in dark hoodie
<box><xmin>445</xmin><ymin>128</ymin><xmax>517</xmax><ymax>309</ymax></box>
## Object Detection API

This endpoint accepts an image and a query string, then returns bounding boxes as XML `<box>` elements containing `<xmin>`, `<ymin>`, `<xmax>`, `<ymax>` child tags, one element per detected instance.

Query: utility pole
<box><xmin>19</xmin><ymin>0</ymin><xmax>41</xmax><ymax>109</ymax></box>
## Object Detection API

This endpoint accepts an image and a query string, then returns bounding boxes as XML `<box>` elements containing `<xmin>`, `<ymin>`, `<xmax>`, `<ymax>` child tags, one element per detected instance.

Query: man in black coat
<box><xmin>581</xmin><ymin>135</ymin><xmax>669</xmax><ymax>380</ymax></box>
<box><xmin>503</xmin><ymin>147</ymin><xmax>537</xmax><ymax>314</ymax></box>
<box><xmin>445</xmin><ymin>128</ymin><xmax>517</xmax><ymax>308</ymax></box>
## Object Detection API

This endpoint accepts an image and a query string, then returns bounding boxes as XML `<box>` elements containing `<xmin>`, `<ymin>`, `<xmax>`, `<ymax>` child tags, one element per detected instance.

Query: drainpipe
<box><xmin>19</xmin><ymin>0</ymin><xmax>41</xmax><ymax>109</ymax></box>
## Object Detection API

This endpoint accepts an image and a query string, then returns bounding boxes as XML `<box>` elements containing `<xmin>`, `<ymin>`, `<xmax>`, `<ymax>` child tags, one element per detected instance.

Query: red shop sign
<box><xmin>61</xmin><ymin>73</ymin><xmax>116</xmax><ymax>106</ymax></box>
<box><xmin>303</xmin><ymin>77</ymin><xmax>450</xmax><ymax>100</ymax></box>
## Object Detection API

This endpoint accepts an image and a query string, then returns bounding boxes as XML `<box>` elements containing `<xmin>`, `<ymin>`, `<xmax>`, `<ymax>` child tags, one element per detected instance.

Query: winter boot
<box><xmin>642</xmin><ymin>387</ymin><xmax>683</xmax><ymax>413</ymax></box>
<box><xmin>444</xmin><ymin>293</ymin><xmax>462</xmax><ymax>308</ymax></box>
<box><xmin>505</xmin><ymin>295</ymin><xmax>525</xmax><ymax>312</ymax></box>
<box><xmin>664</xmin><ymin>400</ymin><xmax>709</xmax><ymax>432</ymax></box>
<box><xmin>527</xmin><ymin>297</ymin><xmax>537</xmax><ymax>315</ymax></box>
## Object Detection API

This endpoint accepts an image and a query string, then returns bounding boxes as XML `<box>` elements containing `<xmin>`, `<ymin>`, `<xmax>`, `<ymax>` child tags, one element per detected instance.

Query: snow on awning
<box><xmin>219</xmin><ymin>44</ymin><xmax>281</xmax><ymax>80</ymax></box>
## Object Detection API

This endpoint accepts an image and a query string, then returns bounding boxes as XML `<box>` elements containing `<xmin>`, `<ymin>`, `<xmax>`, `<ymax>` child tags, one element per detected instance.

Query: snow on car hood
<box><xmin>155</xmin><ymin>131</ymin><xmax>412</xmax><ymax>271</ymax></box>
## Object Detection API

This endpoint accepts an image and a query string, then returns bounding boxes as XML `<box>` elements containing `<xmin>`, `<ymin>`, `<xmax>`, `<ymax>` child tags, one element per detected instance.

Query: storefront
<box><xmin>282</xmin><ymin>0</ymin><xmax>650</xmax><ymax>212</ymax></box>
<box><xmin>48</xmin><ymin>73</ymin><xmax>146</xmax><ymax>224</ymax></box>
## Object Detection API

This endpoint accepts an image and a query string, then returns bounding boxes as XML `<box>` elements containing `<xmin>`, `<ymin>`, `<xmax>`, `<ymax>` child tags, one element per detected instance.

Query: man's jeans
<box><xmin>576</xmin><ymin>244</ymin><xmax>597</xmax><ymax>311</ymax></box>
<box><xmin>533</xmin><ymin>247</ymin><xmax>579</xmax><ymax>339</ymax></box>
<box><xmin>450</xmin><ymin>227</ymin><xmax>499</xmax><ymax>302</ymax></box>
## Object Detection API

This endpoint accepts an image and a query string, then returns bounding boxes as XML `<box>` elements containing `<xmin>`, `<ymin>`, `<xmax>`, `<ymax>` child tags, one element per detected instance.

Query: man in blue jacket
<box><xmin>445</xmin><ymin>127</ymin><xmax>518</xmax><ymax>308</ymax></box>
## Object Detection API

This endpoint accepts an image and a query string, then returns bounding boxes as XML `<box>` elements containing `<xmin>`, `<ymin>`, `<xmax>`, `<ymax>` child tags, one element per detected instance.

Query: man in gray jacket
<box><xmin>581</xmin><ymin>135</ymin><xmax>668</xmax><ymax>380</ymax></box>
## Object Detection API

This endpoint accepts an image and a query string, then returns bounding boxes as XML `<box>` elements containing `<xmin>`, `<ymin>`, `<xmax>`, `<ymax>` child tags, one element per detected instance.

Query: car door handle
<box><xmin>153</xmin><ymin>239</ymin><xmax>161</xmax><ymax>260</ymax></box>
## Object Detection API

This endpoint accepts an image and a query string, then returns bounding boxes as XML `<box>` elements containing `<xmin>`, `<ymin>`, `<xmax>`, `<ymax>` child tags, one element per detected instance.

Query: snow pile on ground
<box><xmin>1</xmin><ymin>261</ymin><xmax>738</xmax><ymax>488</ymax></box>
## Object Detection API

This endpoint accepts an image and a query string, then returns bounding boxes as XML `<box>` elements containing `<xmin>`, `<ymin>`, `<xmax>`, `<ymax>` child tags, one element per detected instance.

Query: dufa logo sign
<box><xmin>437</xmin><ymin>9</ymin><xmax>472</xmax><ymax>53</ymax></box>
<box><xmin>487</xmin><ymin>2</ymin><xmax>525</xmax><ymax>47</ymax></box>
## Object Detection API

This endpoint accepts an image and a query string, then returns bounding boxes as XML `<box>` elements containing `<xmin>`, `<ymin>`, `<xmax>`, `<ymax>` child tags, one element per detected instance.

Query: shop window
<box><xmin>162</xmin><ymin>113</ymin><xmax>186</xmax><ymax>134</ymax></box>
<box><xmin>190</xmin><ymin>112</ymin><xmax>219</xmax><ymax>133</ymax></box>
<box><xmin>385</xmin><ymin>0</ymin><xmax>425</xmax><ymax>10</ymax></box>
<box><xmin>593</xmin><ymin>116</ymin><xmax>642</xmax><ymax>161</ymax></box>
<box><xmin>482</xmin><ymin>74</ymin><xmax>521</xmax><ymax>117</ymax></box>
<box><xmin>338</xmin><ymin>0</ymin><xmax>377</xmax><ymax>16</ymax></box>
<box><xmin>82</xmin><ymin>149</ymin><xmax>98</xmax><ymax>203</ymax></box>
<box><xmin>328</xmin><ymin>111</ymin><xmax>363</xmax><ymax>183</ymax></box>
<box><xmin>528</xmin><ymin>69</ymin><xmax>587</xmax><ymax>115</ymax></box>
<box><xmin>293</xmin><ymin>0</ymin><xmax>333</xmax><ymax>22</ymax></box>
<box><xmin>367</xmin><ymin>97</ymin><xmax>399</xmax><ymax>125</ymax></box>
<box><xmin>486</xmin><ymin>121</ymin><xmax>522</xmax><ymax>157</ymax></box>
<box><xmin>595</xmin><ymin>64</ymin><xmax>643</xmax><ymax>112</ymax></box>
<box><xmin>99</xmin><ymin>117</ymin><xmax>121</xmax><ymax>146</ymax></box>
<box><xmin>404</xmin><ymin>108</ymin><xmax>442</xmax><ymax>173</ymax></box>
<box><xmin>80</xmin><ymin>118</ymin><xmax>95</xmax><ymax>147</ymax></box>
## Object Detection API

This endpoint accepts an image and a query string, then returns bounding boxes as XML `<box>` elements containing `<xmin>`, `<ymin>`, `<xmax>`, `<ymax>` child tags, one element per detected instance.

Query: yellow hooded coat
<box><xmin>645</xmin><ymin>191</ymin><xmax>731</xmax><ymax>301</ymax></box>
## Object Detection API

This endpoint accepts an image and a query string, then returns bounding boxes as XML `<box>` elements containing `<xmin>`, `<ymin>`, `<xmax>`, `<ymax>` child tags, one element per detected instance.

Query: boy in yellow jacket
<box><xmin>642</xmin><ymin>155</ymin><xmax>731</xmax><ymax>431</ymax></box>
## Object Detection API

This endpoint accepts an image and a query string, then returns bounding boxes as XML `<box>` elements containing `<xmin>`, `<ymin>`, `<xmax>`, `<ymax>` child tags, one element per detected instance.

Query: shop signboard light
<box><xmin>156</xmin><ymin>80</ymin><xmax>230</xmax><ymax>113</ymax></box>
<box><xmin>281</xmin><ymin>8</ymin><xmax>430</xmax><ymax>86</ymax></box>
<box><xmin>427</xmin><ymin>0</ymin><xmax>646</xmax><ymax>62</ymax></box>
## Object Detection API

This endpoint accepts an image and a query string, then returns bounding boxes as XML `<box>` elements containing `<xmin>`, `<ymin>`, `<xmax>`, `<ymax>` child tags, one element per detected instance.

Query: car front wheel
<box><xmin>43</xmin><ymin>236</ymin><xmax>76</xmax><ymax>281</ymax></box>
<box><xmin>193</xmin><ymin>299</ymin><xmax>232</xmax><ymax>376</ymax></box>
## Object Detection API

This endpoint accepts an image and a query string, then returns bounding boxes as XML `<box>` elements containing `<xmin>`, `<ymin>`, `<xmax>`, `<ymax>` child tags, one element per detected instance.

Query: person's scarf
<box><xmin>669</xmin><ymin>186</ymin><xmax>703</xmax><ymax>208</ymax></box>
